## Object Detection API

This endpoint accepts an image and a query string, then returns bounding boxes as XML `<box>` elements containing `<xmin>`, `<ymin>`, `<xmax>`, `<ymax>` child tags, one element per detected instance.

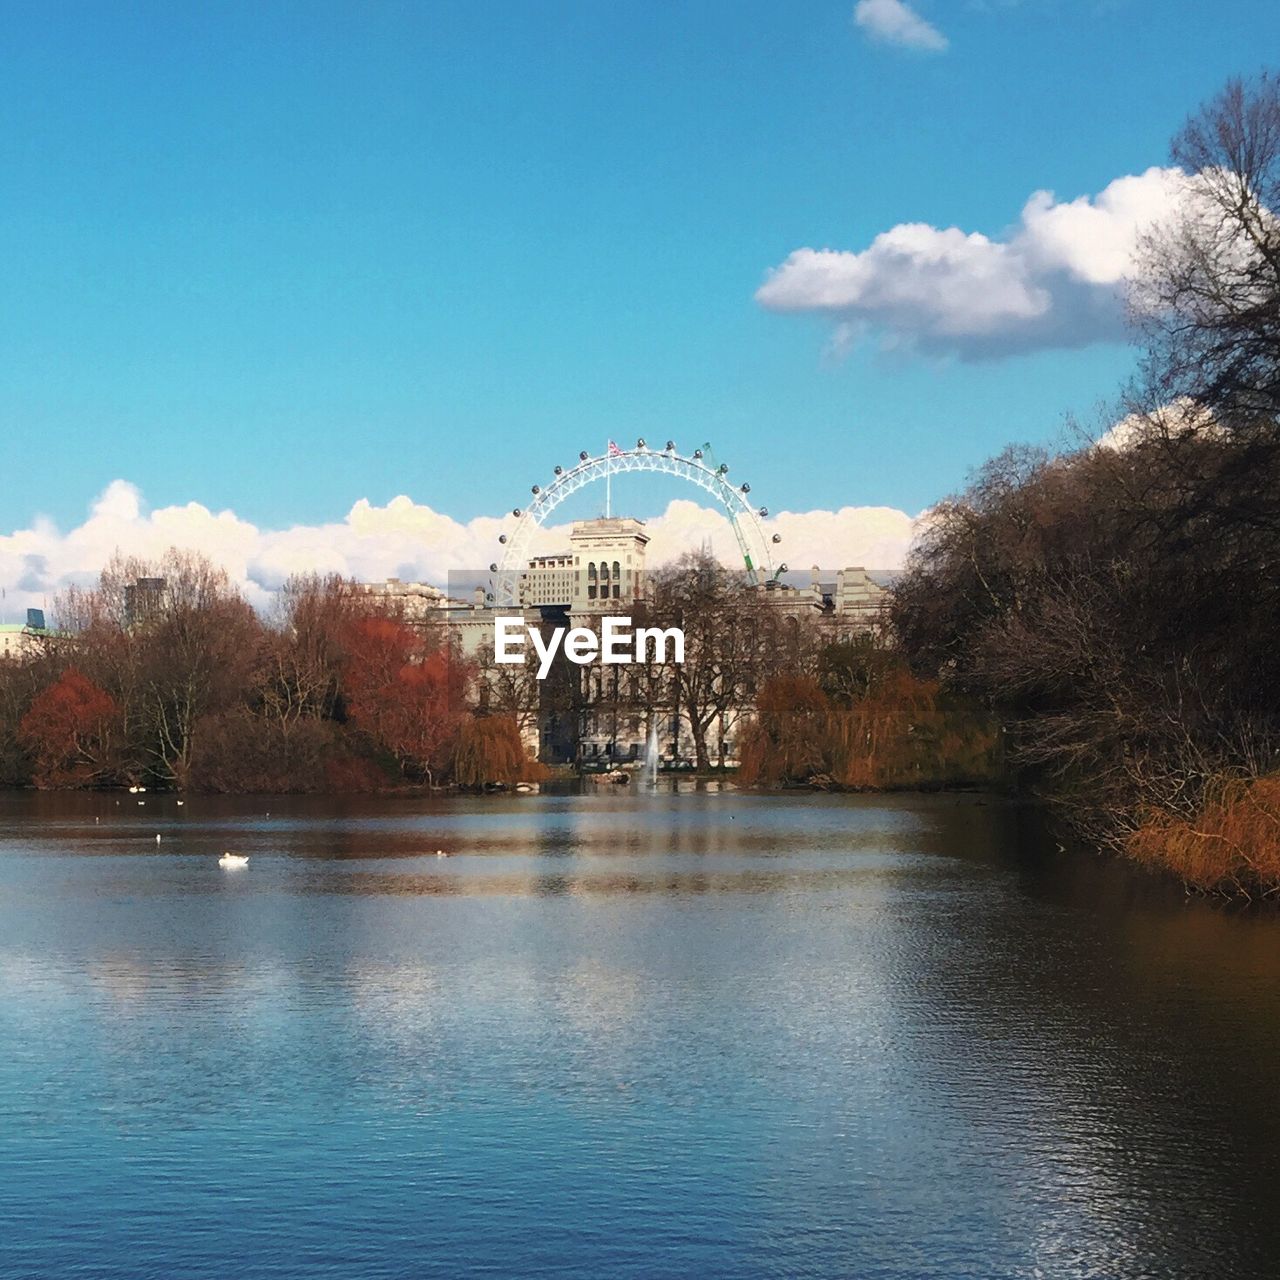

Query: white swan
<box><xmin>219</xmin><ymin>852</ymin><xmax>249</xmax><ymax>869</ymax></box>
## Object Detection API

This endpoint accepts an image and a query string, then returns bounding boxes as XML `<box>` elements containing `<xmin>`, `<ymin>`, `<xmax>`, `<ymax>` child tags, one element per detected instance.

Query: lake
<box><xmin>2</xmin><ymin>786</ymin><xmax>1279</xmax><ymax>1279</ymax></box>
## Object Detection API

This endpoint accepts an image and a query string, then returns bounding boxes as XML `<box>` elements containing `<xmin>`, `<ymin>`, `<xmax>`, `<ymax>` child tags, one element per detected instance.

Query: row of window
<box><xmin>586</xmin><ymin>561</ymin><xmax>623</xmax><ymax>581</ymax></box>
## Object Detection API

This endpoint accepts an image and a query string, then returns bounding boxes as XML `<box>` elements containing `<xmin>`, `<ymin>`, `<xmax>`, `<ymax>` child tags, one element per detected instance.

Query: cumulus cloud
<box><xmin>1093</xmin><ymin>398</ymin><xmax>1219</xmax><ymax>452</ymax></box>
<box><xmin>0</xmin><ymin>483</ymin><xmax>919</xmax><ymax>620</ymax></box>
<box><xmin>853</xmin><ymin>0</ymin><xmax>948</xmax><ymax>51</ymax></box>
<box><xmin>757</xmin><ymin>166</ymin><xmax>1189</xmax><ymax>360</ymax></box>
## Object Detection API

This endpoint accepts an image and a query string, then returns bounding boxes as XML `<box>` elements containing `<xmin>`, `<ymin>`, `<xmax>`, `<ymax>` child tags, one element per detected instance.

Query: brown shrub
<box><xmin>738</xmin><ymin>676</ymin><xmax>832</xmax><ymax>787</ymax></box>
<box><xmin>188</xmin><ymin>711</ymin><xmax>396</xmax><ymax>794</ymax></box>
<box><xmin>1127</xmin><ymin>774</ymin><xmax>1280</xmax><ymax>895</ymax></box>
<box><xmin>740</xmin><ymin>667</ymin><xmax>1001</xmax><ymax>791</ymax></box>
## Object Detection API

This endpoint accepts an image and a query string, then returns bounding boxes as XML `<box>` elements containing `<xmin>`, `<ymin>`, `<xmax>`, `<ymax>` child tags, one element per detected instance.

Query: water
<box><xmin>2</xmin><ymin>787</ymin><xmax>1280</xmax><ymax>1279</ymax></box>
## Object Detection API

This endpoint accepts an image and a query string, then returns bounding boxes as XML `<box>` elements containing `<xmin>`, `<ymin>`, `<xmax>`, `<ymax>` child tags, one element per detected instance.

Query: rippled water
<box><xmin>2</xmin><ymin>787</ymin><xmax>1280</xmax><ymax>1279</ymax></box>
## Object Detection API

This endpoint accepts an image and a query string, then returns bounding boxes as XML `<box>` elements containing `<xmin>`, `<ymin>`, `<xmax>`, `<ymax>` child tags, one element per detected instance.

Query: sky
<box><xmin>3</xmin><ymin>0</ymin><xmax>1279</xmax><ymax>608</ymax></box>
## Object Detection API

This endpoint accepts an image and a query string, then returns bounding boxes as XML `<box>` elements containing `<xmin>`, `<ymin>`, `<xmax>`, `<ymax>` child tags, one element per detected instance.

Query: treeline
<box><xmin>738</xmin><ymin>639</ymin><xmax>1000</xmax><ymax>791</ymax></box>
<box><xmin>0</xmin><ymin>551</ymin><xmax>540</xmax><ymax>793</ymax></box>
<box><xmin>891</xmin><ymin>72</ymin><xmax>1280</xmax><ymax>895</ymax></box>
<box><xmin>475</xmin><ymin>550</ymin><xmax>999</xmax><ymax>787</ymax></box>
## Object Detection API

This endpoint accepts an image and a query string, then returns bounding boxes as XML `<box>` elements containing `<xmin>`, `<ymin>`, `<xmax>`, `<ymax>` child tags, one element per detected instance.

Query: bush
<box><xmin>452</xmin><ymin>716</ymin><xmax>545</xmax><ymax>788</ymax></box>
<box><xmin>1127</xmin><ymin>775</ymin><xmax>1280</xmax><ymax>896</ymax></box>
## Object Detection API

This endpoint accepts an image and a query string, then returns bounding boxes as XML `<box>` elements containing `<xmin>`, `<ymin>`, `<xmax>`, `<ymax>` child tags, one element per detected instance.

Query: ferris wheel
<box><xmin>488</xmin><ymin>440</ymin><xmax>782</xmax><ymax>607</ymax></box>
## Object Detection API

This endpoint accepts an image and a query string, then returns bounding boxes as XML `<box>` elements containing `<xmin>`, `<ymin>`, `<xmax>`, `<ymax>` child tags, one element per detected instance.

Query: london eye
<box><xmin>488</xmin><ymin>441</ymin><xmax>781</xmax><ymax>607</ymax></box>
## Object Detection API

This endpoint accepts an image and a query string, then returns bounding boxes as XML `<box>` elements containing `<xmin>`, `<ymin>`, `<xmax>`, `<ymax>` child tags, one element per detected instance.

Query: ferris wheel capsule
<box><xmin>492</xmin><ymin>447</ymin><xmax>777</xmax><ymax>603</ymax></box>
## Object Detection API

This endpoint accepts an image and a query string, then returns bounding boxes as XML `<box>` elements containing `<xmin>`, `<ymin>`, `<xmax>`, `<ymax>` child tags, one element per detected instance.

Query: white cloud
<box><xmin>756</xmin><ymin>166</ymin><xmax>1189</xmax><ymax>360</ymax></box>
<box><xmin>0</xmin><ymin>483</ymin><xmax>920</xmax><ymax>620</ymax></box>
<box><xmin>1094</xmin><ymin>398</ymin><xmax>1218</xmax><ymax>452</ymax></box>
<box><xmin>853</xmin><ymin>0</ymin><xmax>948</xmax><ymax>52</ymax></box>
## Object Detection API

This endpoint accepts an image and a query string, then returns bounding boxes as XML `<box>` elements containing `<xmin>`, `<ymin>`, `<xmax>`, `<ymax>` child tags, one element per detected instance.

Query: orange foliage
<box><xmin>740</xmin><ymin>665</ymin><xmax>1000</xmax><ymax>791</ymax></box>
<box><xmin>1127</xmin><ymin>775</ymin><xmax>1280</xmax><ymax>895</ymax></box>
<box><xmin>831</xmin><ymin>667</ymin><xmax>999</xmax><ymax>790</ymax></box>
<box><xmin>452</xmin><ymin>715</ymin><xmax>546</xmax><ymax>788</ymax></box>
<box><xmin>341</xmin><ymin>617</ymin><xmax>469</xmax><ymax>781</ymax></box>
<box><xmin>18</xmin><ymin>668</ymin><xmax>120</xmax><ymax>788</ymax></box>
<box><xmin>738</xmin><ymin>676</ymin><xmax>832</xmax><ymax>786</ymax></box>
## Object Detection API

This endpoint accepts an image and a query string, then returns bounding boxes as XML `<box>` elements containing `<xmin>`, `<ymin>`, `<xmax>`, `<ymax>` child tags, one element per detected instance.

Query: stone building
<box><xmin>362</xmin><ymin>520</ymin><xmax>892</xmax><ymax>770</ymax></box>
<box><xmin>356</xmin><ymin>577</ymin><xmax>447</xmax><ymax>621</ymax></box>
<box><xmin>0</xmin><ymin>608</ymin><xmax>53</xmax><ymax>661</ymax></box>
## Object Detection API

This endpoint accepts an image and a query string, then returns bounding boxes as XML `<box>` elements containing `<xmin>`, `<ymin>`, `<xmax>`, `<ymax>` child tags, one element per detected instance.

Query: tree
<box><xmin>19</xmin><ymin>668</ymin><xmax>121</xmax><ymax>788</ymax></box>
<box><xmin>738</xmin><ymin>676</ymin><xmax>831</xmax><ymax>786</ymax></box>
<box><xmin>260</xmin><ymin>573</ymin><xmax>365</xmax><ymax>735</ymax></box>
<box><xmin>341</xmin><ymin>615</ymin><xmax>469</xmax><ymax>783</ymax></box>
<box><xmin>648</xmin><ymin>552</ymin><xmax>796</xmax><ymax>770</ymax></box>
<box><xmin>452</xmin><ymin>715</ymin><xmax>543</xmax><ymax>788</ymax></box>
<box><xmin>1135</xmin><ymin>71</ymin><xmax>1280</xmax><ymax>425</ymax></box>
<box><xmin>52</xmin><ymin>550</ymin><xmax>264</xmax><ymax>788</ymax></box>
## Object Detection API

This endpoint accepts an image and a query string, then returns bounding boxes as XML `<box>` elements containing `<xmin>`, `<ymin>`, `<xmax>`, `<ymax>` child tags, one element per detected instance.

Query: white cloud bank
<box><xmin>757</xmin><ymin>166</ymin><xmax>1189</xmax><ymax>360</ymax></box>
<box><xmin>0</xmin><ymin>482</ymin><xmax>919</xmax><ymax>619</ymax></box>
<box><xmin>853</xmin><ymin>0</ymin><xmax>948</xmax><ymax>51</ymax></box>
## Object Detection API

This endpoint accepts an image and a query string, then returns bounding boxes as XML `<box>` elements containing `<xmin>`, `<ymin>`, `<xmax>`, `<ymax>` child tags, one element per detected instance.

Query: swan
<box><xmin>435</xmin><ymin>849</ymin><xmax>452</xmax><ymax>859</ymax></box>
<box><xmin>219</xmin><ymin>852</ymin><xmax>249</xmax><ymax>869</ymax></box>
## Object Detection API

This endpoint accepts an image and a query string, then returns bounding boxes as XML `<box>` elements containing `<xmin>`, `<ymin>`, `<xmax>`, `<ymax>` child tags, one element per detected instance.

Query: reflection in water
<box><xmin>1</xmin><ymin>789</ymin><xmax>1279</xmax><ymax>1278</ymax></box>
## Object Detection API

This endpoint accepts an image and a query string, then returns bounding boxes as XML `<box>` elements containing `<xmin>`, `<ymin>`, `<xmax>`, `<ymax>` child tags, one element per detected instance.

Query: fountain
<box><xmin>645</xmin><ymin>721</ymin><xmax>660</xmax><ymax>785</ymax></box>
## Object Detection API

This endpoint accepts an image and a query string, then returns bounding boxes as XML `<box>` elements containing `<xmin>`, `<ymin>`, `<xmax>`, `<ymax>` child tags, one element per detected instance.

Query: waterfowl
<box><xmin>218</xmin><ymin>852</ymin><xmax>249</xmax><ymax>869</ymax></box>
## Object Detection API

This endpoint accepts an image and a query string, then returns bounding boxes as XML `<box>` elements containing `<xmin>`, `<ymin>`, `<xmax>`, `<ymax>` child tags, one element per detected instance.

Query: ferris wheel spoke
<box><xmin>488</xmin><ymin>445</ymin><xmax>776</xmax><ymax>606</ymax></box>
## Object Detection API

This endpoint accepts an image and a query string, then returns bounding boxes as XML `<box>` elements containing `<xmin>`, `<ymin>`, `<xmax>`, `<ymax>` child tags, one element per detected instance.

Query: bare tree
<box><xmin>1134</xmin><ymin>71</ymin><xmax>1280</xmax><ymax>424</ymax></box>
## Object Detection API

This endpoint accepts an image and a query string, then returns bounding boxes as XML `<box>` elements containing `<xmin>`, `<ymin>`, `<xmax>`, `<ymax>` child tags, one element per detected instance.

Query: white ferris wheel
<box><xmin>488</xmin><ymin>440</ymin><xmax>783</xmax><ymax>607</ymax></box>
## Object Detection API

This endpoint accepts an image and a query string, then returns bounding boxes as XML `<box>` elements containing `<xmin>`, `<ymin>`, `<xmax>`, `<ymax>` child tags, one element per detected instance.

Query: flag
<box><xmin>608</xmin><ymin>440</ymin><xmax>623</xmax><ymax>456</ymax></box>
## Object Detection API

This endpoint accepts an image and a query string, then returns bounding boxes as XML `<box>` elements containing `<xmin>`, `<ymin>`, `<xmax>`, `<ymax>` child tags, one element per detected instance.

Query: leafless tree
<box><xmin>1134</xmin><ymin>71</ymin><xmax>1280</xmax><ymax>425</ymax></box>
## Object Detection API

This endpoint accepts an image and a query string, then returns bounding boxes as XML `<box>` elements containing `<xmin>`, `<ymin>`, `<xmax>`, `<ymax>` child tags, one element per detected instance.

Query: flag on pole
<box><xmin>608</xmin><ymin>440</ymin><xmax>623</xmax><ymax>456</ymax></box>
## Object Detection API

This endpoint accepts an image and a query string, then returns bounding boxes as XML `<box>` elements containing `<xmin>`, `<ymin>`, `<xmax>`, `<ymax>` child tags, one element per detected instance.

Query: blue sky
<box><xmin>2</xmin><ymin>0</ymin><xmax>1277</xmax><ymax>534</ymax></box>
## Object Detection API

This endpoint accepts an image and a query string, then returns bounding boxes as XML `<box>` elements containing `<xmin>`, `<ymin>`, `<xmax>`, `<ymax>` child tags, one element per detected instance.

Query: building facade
<box><xmin>364</xmin><ymin>518</ymin><xmax>891</xmax><ymax>769</ymax></box>
<box><xmin>0</xmin><ymin>609</ymin><xmax>53</xmax><ymax>661</ymax></box>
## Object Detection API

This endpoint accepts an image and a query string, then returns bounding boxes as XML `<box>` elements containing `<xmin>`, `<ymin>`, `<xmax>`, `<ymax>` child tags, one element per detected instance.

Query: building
<box><xmin>123</xmin><ymin>577</ymin><xmax>166</xmax><ymax>627</ymax></box>
<box><xmin>363</xmin><ymin>522</ymin><xmax>893</xmax><ymax>770</ymax></box>
<box><xmin>518</xmin><ymin>517</ymin><xmax>650</xmax><ymax>611</ymax></box>
<box><xmin>521</xmin><ymin>554</ymin><xmax>575</xmax><ymax>609</ymax></box>
<box><xmin>829</xmin><ymin>566</ymin><xmax>890</xmax><ymax>631</ymax></box>
<box><xmin>0</xmin><ymin>609</ymin><xmax>52</xmax><ymax>661</ymax></box>
<box><xmin>357</xmin><ymin>577</ymin><xmax>448</xmax><ymax>621</ymax></box>
<box><xmin>797</xmin><ymin>566</ymin><xmax>893</xmax><ymax>640</ymax></box>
